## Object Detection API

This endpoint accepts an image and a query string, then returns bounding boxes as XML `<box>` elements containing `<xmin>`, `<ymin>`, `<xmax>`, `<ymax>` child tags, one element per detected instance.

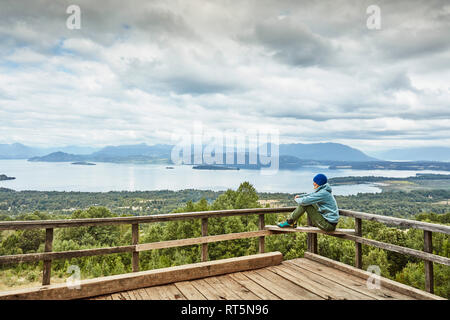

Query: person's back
<box><xmin>297</xmin><ymin>183</ymin><xmax>339</xmax><ymax>224</ymax></box>
<box><xmin>278</xmin><ymin>173</ymin><xmax>339</xmax><ymax>231</ymax></box>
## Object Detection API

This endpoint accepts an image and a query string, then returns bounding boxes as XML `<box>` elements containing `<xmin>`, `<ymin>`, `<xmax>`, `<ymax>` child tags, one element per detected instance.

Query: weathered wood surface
<box><xmin>0</xmin><ymin>252</ymin><xmax>283</xmax><ymax>300</ymax></box>
<box><xmin>132</xmin><ymin>223</ymin><xmax>139</xmax><ymax>272</ymax></box>
<box><xmin>330</xmin><ymin>232</ymin><xmax>450</xmax><ymax>266</ymax></box>
<box><xmin>355</xmin><ymin>218</ymin><xmax>363</xmax><ymax>269</ymax></box>
<box><xmin>306</xmin><ymin>215</ymin><xmax>318</xmax><ymax>254</ymax></box>
<box><xmin>339</xmin><ymin>209</ymin><xmax>450</xmax><ymax>234</ymax></box>
<box><xmin>424</xmin><ymin>230</ymin><xmax>434</xmax><ymax>293</ymax></box>
<box><xmin>0</xmin><ymin>245</ymin><xmax>136</xmax><ymax>265</ymax></box>
<box><xmin>136</xmin><ymin>230</ymin><xmax>273</xmax><ymax>252</ymax></box>
<box><xmin>201</xmin><ymin>218</ymin><xmax>208</xmax><ymax>262</ymax></box>
<box><xmin>0</xmin><ymin>207</ymin><xmax>294</xmax><ymax>230</ymax></box>
<box><xmin>286</xmin><ymin>259</ymin><xmax>415</xmax><ymax>300</ymax></box>
<box><xmin>304</xmin><ymin>252</ymin><xmax>445</xmax><ymax>300</ymax></box>
<box><xmin>266</xmin><ymin>225</ymin><xmax>450</xmax><ymax>266</ymax></box>
<box><xmin>91</xmin><ymin>257</ymin><xmax>436</xmax><ymax>300</ymax></box>
<box><xmin>258</xmin><ymin>214</ymin><xmax>265</xmax><ymax>254</ymax></box>
<box><xmin>265</xmin><ymin>225</ymin><xmax>356</xmax><ymax>235</ymax></box>
<box><xmin>42</xmin><ymin>228</ymin><xmax>53</xmax><ymax>285</ymax></box>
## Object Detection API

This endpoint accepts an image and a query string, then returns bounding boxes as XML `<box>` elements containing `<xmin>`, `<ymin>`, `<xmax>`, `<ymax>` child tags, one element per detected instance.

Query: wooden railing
<box><xmin>0</xmin><ymin>207</ymin><xmax>449</xmax><ymax>294</ymax></box>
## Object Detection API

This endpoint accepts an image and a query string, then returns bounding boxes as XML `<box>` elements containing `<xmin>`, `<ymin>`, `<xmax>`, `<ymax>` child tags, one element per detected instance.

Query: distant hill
<box><xmin>278</xmin><ymin>143</ymin><xmax>378</xmax><ymax>161</ymax></box>
<box><xmin>0</xmin><ymin>143</ymin><xmax>37</xmax><ymax>159</ymax></box>
<box><xmin>0</xmin><ymin>143</ymin><xmax>100</xmax><ymax>159</ymax></box>
<box><xmin>92</xmin><ymin>143</ymin><xmax>173</xmax><ymax>158</ymax></box>
<box><xmin>370</xmin><ymin>147</ymin><xmax>450</xmax><ymax>162</ymax></box>
<box><xmin>28</xmin><ymin>152</ymin><xmax>86</xmax><ymax>162</ymax></box>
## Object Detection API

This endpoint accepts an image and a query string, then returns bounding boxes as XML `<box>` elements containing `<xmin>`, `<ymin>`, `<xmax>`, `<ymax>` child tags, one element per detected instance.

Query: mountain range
<box><xmin>1</xmin><ymin>142</ymin><xmax>449</xmax><ymax>165</ymax></box>
<box><xmin>19</xmin><ymin>142</ymin><xmax>376</xmax><ymax>163</ymax></box>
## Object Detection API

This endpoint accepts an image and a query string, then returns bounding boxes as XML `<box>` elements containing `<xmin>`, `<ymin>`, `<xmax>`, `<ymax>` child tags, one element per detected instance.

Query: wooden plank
<box><xmin>303</xmin><ymin>252</ymin><xmax>445</xmax><ymax>300</ymax></box>
<box><xmin>136</xmin><ymin>230</ymin><xmax>273</xmax><ymax>252</ymax></box>
<box><xmin>265</xmin><ymin>225</ymin><xmax>356</xmax><ymax>235</ymax></box>
<box><xmin>0</xmin><ymin>245</ymin><xmax>136</xmax><ymax>265</ymax></box>
<box><xmin>241</xmin><ymin>269</ymin><xmax>322</xmax><ymax>300</ymax></box>
<box><xmin>228</xmin><ymin>272</ymin><xmax>281</xmax><ymax>300</ymax></box>
<box><xmin>340</xmin><ymin>233</ymin><xmax>449</xmax><ymax>266</ymax></box>
<box><xmin>0</xmin><ymin>207</ymin><xmax>294</xmax><ymax>230</ymax></box>
<box><xmin>203</xmin><ymin>276</ymin><xmax>241</xmax><ymax>300</ymax></box>
<box><xmin>424</xmin><ymin>230</ymin><xmax>434</xmax><ymax>293</ymax></box>
<box><xmin>154</xmin><ymin>284</ymin><xmax>186</xmax><ymax>300</ymax></box>
<box><xmin>284</xmin><ymin>262</ymin><xmax>382</xmax><ymax>300</ymax></box>
<box><xmin>111</xmin><ymin>292</ymin><xmax>124</xmax><ymax>300</ymax></box>
<box><xmin>340</xmin><ymin>209</ymin><xmax>450</xmax><ymax>235</ymax></box>
<box><xmin>174</xmin><ymin>281</ymin><xmax>207</xmax><ymax>300</ymax></box>
<box><xmin>190</xmin><ymin>279</ymin><xmax>225</xmax><ymax>300</ymax></box>
<box><xmin>201</xmin><ymin>218</ymin><xmax>208</xmax><ymax>262</ymax></box>
<box><xmin>0</xmin><ymin>252</ymin><xmax>283</xmax><ymax>300</ymax></box>
<box><xmin>120</xmin><ymin>291</ymin><xmax>132</xmax><ymax>300</ymax></box>
<box><xmin>125</xmin><ymin>290</ymin><xmax>138</xmax><ymax>300</ymax></box>
<box><xmin>287</xmin><ymin>259</ymin><xmax>414</xmax><ymax>300</ymax></box>
<box><xmin>214</xmin><ymin>275</ymin><xmax>261</xmax><ymax>300</ymax></box>
<box><xmin>142</xmin><ymin>287</ymin><xmax>162</xmax><ymax>300</ymax></box>
<box><xmin>1</xmin><ymin>207</ymin><xmax>448</xmax><ymax>236</ymax></box>
<box><xmin>132</xmin><ymin>223</ymin><xmax>139</xmax><ymax>272</ymax></box>
<box><xmin>42</xmin><ymin>228</ymin><xmax>53</xmax><ymax>285</ymax></box>
<box><xmin>269</xmin><ymin>263</ymin><xmax>375</xmax><ymax>300</ymax></box>
<box><xmin>355</xmin><ymin>218</ymin><xmax>363</xmax><ymax>269</ymax></box>
<box><xmin>258</xmin><ymin>214</ymin><xmax>265</xmax><ymax>253</ymax></box>
<box><xmin>272</xmin><ymin>229</ymin><xmax>449</xmax><ymax>266</ymax></box>
<box><xmin>128</xmin><ymin>289</ymin><xmax>144</xmax><ymax>300</ymax></box>
<box><xmin>136</xmin><ymin>288</ymin><xmax>151</xmax><ymax>300</ymax></box>
<box><xmin>307</xmin><ymin>215</ymin><xmax>318</xmax><ymax>254</ymax></box>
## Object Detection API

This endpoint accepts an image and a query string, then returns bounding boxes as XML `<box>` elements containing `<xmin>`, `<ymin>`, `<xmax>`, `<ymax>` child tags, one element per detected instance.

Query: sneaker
<box><xmin>278</xmin><ymin>220</ymin><xmax>297</xmax><ymax>228</ymax></box>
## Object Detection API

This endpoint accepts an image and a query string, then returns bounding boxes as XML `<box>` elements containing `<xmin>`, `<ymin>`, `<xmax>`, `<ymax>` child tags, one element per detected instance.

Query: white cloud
<box><xmin>0</xmin><ymin>0</ymin><xmax>449</xmax><ymax>152</ymax></box>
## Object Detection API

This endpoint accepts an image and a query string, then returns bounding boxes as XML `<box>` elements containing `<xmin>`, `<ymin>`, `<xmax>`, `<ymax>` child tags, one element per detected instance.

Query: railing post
<box><xmin>132</xmin><ymin>223</ymin><xmax>139</xmax><ymax>272</ymax></box>
<box><xmin>201</xmin><ymin>218</ymin><xmax>208</xmax><ymax>262</ymax></box>
<box><xmin>355</xmin><ymin>218</ymin><xmax>362</xmax><ymax>269</ymax></box>
<box><xmin>258</xmin><ymin>214</ymin><xmax>265</xmax><ymax>253</ymax></box>
<box><xmin>42</xmin><ymin>228</ymin><xmax>53</xmax><ymax>285</ymax></box>
<box><xmin>424</xmin><ymin>230</ymin><xmax>434</xmax><ymax>293</ymax></box>
<box><xmin>307</xmin><ymin>216</ymin><xmax>318</xmax><ymax>254</ymax></box>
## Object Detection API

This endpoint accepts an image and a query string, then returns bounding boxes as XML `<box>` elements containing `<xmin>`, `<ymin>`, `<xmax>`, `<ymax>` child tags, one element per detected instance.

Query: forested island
<box><xmin>193</xmin><ymin>165</ymin><xmax>240</xmax><ymax>170</ymax></box>
<box><xmin>0</xmin><ymin>174</ymin><xmax>15</xmax><ymax>181</ymax></box>
<box><xmin>0</xmin><ymin>182</ymin><xmax>449</xmax><ymax>298</ymax></box>
<box><xmin>71</xmin><ymin>162</ymin><xmax>96</xmax><ymax>166</ymax></box>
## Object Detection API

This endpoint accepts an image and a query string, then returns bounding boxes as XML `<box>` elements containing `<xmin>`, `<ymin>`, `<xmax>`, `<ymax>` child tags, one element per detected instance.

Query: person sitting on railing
<box><xmin>278</xmin><ymin>173</ymin><xmax>339</xmax><ymax>231</ymax></box>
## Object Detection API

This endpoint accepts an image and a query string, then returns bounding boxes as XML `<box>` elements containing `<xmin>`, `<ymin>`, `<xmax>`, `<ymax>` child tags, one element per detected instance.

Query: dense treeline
<box><xmin>0</xmin><ymin>188</ymin><xmax>222</xmax><ymax>217</ymax></box>
<box><xmin>1</xmin><ymin>187</ymin><xmax>449</xmax><ymax>219</ymax></box>
<box><xmin>0</xmin><ymin>183</ymin><xmax>449</xmax><ymax>298</ymax></box>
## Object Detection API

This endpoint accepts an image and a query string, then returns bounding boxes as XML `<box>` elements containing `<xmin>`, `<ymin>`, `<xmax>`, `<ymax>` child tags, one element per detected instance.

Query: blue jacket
<box><xmin>294</xmin><ymin>183</ymin><xmax>339</xmax><ymax>224</ymax></box>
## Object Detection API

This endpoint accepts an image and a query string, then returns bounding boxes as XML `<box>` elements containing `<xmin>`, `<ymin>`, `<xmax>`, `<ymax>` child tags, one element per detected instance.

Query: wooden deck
<box><xmin>90</xmin><ymin>258</ymin><xmax>417</xmax><ymax>300</ymax></box>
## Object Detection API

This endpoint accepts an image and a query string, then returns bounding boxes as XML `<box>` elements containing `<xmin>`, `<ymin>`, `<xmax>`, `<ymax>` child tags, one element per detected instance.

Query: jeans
<box><xmin>289</xmin><ymin>204</ymin><xmax>337</xmax><ymax>232</ymax></box>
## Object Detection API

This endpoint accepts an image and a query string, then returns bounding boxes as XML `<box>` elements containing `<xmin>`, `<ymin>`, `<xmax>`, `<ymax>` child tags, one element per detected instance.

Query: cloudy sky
<box><xmin>0</xmin><ymin>0</ymin><xmax>449</xmax><ymax>155</ymax></box>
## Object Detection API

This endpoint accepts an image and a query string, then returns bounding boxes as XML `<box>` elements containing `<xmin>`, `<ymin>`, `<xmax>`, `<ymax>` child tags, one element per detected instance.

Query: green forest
<box><xmin>0</xmin><ymin>182</ymin><xmax>449</xmax><ymax>298</ymax></box>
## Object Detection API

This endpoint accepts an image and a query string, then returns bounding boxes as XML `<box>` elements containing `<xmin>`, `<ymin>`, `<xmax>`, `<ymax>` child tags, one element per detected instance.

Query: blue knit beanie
<box><xmin>313</xmin><ymin>173</ymin><xmax>327</xmax><ymax>186</ymax></box>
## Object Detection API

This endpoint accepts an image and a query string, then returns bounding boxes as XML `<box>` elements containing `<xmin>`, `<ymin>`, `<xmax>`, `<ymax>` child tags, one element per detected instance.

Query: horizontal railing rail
<box><xmin>0</xmin><ymin>206</ymin><xmax>448</xmax><ymax>294</ymax></box>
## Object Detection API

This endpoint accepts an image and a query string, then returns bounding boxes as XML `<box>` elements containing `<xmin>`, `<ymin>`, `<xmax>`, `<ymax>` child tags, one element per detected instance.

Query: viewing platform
<box><xmin>0</xmin><ymin>207</ymin><xmax>448</xmax><ymax>300</ymax></box>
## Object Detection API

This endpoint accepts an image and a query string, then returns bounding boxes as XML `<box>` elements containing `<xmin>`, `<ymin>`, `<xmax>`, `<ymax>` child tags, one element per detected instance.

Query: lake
<box><xmin>0</xmin><ymin>160</ymin><xmax>448</xmax><ymax>195</ymax></box>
